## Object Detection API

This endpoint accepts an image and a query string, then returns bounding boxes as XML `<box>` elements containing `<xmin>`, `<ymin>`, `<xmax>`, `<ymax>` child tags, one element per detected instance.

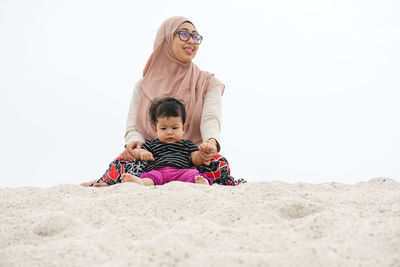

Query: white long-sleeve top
<box><xmin>124</xmin><ymin>79</ymin><xmax>222</xmax><ymax>146</ymax></box>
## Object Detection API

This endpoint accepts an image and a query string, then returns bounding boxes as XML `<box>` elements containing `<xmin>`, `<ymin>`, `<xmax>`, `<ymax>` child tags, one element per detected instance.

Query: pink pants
<box><xmin>140</xmin><ymin>167</ymin><xmax>213</xmax><ymax>186</ymax></box>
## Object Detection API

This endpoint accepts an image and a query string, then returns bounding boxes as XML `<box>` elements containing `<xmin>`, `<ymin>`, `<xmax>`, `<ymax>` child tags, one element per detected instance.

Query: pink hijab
<box><xmin>136</xmin><ymin>16</ymin><xmax>225</xmax><ymax>145</ymax></box>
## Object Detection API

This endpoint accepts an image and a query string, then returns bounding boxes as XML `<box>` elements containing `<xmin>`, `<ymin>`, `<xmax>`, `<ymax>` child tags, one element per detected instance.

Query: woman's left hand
<box><xmin>199</xmin><ymin>140</ymin><xmax>217</xmax><ymax>164</ymax></box>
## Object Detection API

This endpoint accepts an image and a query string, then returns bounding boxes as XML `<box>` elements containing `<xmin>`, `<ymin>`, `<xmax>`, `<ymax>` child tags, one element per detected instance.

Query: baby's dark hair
<box><xmin>149</xmin><ymin>97</ymin><xmax>186</xmax><ymax>125</ymax></box>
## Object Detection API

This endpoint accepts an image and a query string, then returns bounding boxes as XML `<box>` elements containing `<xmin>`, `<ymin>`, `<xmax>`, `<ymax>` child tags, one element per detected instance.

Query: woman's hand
<box><xmin>119</xmin><ymin>141</ymin><xmax>144</xmax><ymax>161</ymax></box>
<box><xmin>199</xmin><ymin>139</ymin><xmax>218</xmax><ymax>165</ymax></box>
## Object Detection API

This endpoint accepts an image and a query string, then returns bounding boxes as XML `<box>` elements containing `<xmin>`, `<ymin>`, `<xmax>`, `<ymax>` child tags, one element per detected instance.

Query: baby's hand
<box><xmin>199</xmin><ymin>141</ymin><xmax>216</xmax><ymax>166</ymax></box>
<box><xmin>200</xmin><ymin>141</ymin><xmax>216</xmax><ymax>154</ymax></box>
<box><xmin>141</xmin><ymin>151</ymin><xmax>154</xmax><ymax>161</ymax></box>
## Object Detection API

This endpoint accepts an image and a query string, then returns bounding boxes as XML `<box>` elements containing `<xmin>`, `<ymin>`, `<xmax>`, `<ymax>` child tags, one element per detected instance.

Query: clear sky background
<box><xmin>1</xmin><ymin>0</ymin><xmax>399</xmax><ymax>187</ymax></box>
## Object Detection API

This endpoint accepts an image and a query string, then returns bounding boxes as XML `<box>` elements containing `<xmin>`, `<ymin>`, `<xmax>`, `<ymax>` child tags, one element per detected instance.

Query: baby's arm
<box><xmin>189</xmin><ymin>140</ymin><xmax>215</xmax><ymax>166</ymax></box>
<box><xmin>191</xmin><ymin>151</ymin><xmax>209</xmax><ymax>166</ymax></box>
<box><xmin>191</xmin><ymin>142</ymin><xmax>215</xmax><ymax>166</ymax></box>
<box><xmin>133</xmin><ymin>148</ymin><xmax>154</xmax><ymax>161</ymax></box>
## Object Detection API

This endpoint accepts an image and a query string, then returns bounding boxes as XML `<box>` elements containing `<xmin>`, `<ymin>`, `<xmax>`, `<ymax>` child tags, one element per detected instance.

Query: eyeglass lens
<box><xmin>179</xmin><ymin>32</ymin><xmax>201</xmax><ymax>44</ymax></box>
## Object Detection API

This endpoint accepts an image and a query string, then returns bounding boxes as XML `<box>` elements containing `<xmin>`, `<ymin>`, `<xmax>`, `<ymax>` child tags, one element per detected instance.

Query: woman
<box><xmin>82</xmin><ymin>16</ymin><xmax>242</xmax><ymax>187</ymax></box>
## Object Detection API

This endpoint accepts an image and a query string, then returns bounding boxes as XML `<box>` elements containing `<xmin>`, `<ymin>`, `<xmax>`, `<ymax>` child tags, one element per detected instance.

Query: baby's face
<box><xmin>153</xmin><ymin>116</ymin><xmax>186</xmax><ymax>143</ymax></box>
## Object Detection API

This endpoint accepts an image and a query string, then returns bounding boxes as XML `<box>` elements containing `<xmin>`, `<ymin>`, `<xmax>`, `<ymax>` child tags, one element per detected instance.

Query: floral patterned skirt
<box><xmin>96</xmin><ymin>154</ymin><xmax>246</xmax><ymax>186</ymax></box>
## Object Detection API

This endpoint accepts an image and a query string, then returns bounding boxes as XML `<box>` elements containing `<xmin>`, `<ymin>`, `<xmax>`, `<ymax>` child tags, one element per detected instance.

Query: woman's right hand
<box><xmin>119</xmin><ymin>141</ymin><xmax>144</xmax><ymax>161</ymax></box>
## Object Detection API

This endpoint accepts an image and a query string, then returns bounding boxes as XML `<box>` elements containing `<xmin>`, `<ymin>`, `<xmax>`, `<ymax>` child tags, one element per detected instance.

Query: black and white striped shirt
<box><xmin>142</xmin><ymin>139</ymin><xmax>199</xmax><ymax>172</ymax></box>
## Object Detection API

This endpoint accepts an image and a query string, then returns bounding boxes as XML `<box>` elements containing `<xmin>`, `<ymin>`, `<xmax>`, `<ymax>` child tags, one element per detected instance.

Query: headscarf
<box><xmin>135</xmin><ymin>16</ymin><xmax>225</xmax><ymax>146</ymax></box>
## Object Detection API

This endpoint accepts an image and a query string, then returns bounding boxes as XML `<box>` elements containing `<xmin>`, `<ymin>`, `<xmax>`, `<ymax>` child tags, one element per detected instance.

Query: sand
<box><xmin>1</xmin><ymin>178</ymin><xmax>399</xmax><ymax>267</ymax></box>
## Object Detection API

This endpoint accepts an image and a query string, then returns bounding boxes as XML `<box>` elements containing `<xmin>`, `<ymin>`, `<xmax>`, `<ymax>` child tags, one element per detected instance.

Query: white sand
<box><xmin>1</xmin><ymin>178</ymin><xmax>399</xmax><ymax>267</ymax></box>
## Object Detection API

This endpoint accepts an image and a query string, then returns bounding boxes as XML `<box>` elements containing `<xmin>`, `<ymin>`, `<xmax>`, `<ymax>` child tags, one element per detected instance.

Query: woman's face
<box><xmin>172</xmin><ymin>22</ymin><xmax>199</xmax><ymax>63</ymax></box>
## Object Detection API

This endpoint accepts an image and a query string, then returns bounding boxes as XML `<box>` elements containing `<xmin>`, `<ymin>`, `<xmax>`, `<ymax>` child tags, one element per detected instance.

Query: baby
<box><xmin>121</xmin><ymin>97</ymin><xmax>214</xmax><ymax>186</ymax></box>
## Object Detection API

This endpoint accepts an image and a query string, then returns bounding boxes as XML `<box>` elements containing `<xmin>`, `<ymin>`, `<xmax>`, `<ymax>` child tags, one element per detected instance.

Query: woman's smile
<box><xmin>183</xmin><ymin>46</ymin><xmax>193</xmax><ymax>55</ymax></box>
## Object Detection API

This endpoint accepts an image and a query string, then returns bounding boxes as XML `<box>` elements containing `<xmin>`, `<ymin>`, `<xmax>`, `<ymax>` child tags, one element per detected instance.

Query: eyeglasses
<box><xmin>174</xmin><ymin>31</ymin><xmax>203</xmax><ymax>45</ymax></box>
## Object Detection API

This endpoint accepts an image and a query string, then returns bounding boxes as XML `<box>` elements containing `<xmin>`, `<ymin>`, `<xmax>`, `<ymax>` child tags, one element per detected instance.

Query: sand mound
<box><xmin>1</xmin><ymin>178</ymin><xmax>399</xmax><ymax>266</ymax></box>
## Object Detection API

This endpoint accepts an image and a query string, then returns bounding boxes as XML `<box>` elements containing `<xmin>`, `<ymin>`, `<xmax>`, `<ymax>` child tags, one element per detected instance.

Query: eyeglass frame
<box><xmin>174</xmin><ymin>31</ymin><xmax>203</xmax><ymax>45</ymax></box>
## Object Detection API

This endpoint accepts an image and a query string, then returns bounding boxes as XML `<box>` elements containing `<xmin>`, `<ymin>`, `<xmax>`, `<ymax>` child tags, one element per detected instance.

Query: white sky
<box><xmin>1</xmin><ymin>0</ymin><xmax>399</xmax><ymax>187</ymax></box>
